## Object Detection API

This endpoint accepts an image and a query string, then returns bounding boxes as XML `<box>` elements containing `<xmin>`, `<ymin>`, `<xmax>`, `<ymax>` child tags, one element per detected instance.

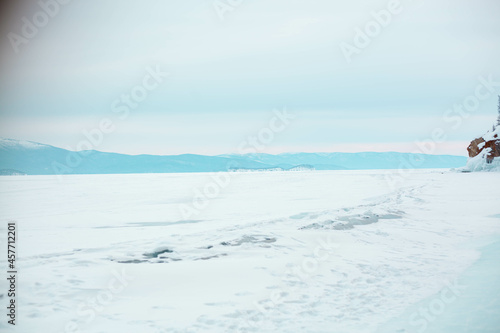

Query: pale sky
<box><xmin>1</xmin><ymin>0</ymin><xmax>499</xmax><ymax>156</ymax></box>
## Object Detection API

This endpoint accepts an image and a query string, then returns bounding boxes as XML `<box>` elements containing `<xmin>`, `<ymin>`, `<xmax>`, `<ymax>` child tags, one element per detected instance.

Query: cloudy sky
<box><xmin>1</xmin><ymin>0</ymin><xmax>499</xmax><ymax>155</ymax></box>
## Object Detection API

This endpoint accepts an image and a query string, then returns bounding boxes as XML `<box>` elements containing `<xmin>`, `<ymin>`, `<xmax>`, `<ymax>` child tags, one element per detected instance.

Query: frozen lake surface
<box><xmin>0</xmin><ymin>170</ymin><xmax>499</xmax><ymax>332</ymax></box>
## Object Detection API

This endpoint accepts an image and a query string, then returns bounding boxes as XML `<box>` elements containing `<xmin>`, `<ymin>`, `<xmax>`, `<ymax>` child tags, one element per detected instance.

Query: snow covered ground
<box><xmin>0</xmin><ymin>169</ymin><xmax>499</xmax><ymax>332</ymax></box>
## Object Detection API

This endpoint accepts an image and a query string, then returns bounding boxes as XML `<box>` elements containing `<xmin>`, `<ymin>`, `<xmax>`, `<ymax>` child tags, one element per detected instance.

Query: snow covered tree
<box><xmin>497</xmin><ymin>95</ymin><xmax>500</xmax><ymax>126</ymax></box>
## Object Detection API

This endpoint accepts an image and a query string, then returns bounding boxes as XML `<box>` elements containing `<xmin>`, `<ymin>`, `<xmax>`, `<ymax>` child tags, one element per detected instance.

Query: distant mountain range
<box><xmin>0</xmin><ymin>138</ymin><xmax>467</xmax><ymax>175</ymax></box>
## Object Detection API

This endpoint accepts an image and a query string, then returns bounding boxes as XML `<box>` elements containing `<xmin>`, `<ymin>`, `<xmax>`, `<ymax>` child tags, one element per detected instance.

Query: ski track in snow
<box><xmin>0</xmin><ymin>170</ymin><xmax>499</xmax><ymax>332</ymax></box>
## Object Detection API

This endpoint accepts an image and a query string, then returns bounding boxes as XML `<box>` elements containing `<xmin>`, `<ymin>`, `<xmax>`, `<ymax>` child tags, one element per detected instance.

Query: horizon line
<box><xmin>0</xmin><ymin>137</ymin><xmax>469</xmax><ymax>158</ymax></box>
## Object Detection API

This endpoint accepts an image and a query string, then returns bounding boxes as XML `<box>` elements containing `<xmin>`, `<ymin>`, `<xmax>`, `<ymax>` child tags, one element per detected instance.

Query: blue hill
<box><xmin>0</xmin><ymin>138</ymin><xmax>467</xmax><ymax>175</ymax></box>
